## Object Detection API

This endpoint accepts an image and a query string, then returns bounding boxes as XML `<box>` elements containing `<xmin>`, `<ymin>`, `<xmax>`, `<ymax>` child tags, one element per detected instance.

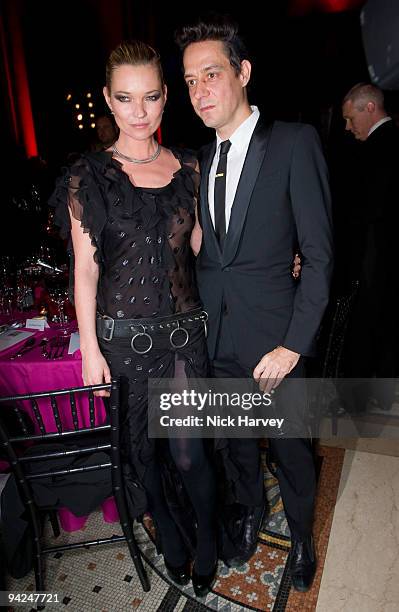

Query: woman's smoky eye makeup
<box><xmin>113</xmin><ymin>92</ymin><xmax>162</xmax><ymax>103</ymax></box>
<box><xmin>147</xmin><ymin>93</ymin><xmax>161</xmax><ymax>101</ymax></box>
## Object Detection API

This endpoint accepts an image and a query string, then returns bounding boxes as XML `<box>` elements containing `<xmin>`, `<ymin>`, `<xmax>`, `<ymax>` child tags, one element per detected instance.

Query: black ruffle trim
<box><xmin>48</xmin><ymin>148</ymin><xmax>199</xmax><ymax>265</ymax></box>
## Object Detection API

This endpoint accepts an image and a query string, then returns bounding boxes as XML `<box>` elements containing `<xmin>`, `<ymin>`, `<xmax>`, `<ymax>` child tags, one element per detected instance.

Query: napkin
<box><xmin>0</xmin><ymin>330</ymin><xmax>35</xmax><ymax>352</ymax></box>
<box><xmin>68</xmin><ymin>332</ymin><xmax>80</xmax><ymax>355</ymax></box>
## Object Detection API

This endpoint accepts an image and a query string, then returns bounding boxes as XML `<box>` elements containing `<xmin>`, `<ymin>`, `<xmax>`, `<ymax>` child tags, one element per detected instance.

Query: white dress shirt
<box><xmin>367</xmin><ymin>115</ymin><xmax>392</xmax><ymax>137</ymax></box>
<box><xmin>208</xmin><ymin>106</ymin><xmax>260</xmax><ymax>231</ymax></box>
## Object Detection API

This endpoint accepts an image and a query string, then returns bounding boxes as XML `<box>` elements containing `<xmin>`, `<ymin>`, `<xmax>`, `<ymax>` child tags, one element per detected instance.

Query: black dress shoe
<box><xmin>164</xmin><ymin>559</ymin><xmax>191</xmax><ymax>586</ymax></box>
<box><xmin>289</xmin><ymin>535</ymin><xmax>316</xmax><ymax>592</ymax></box>
<box><xmin>223</xmin><ymin>503</ymin><xmax>265</xmax><ymax>566</ymax></box>
<box><xmin>192</xmin><ymin>562</ymin><xmax>218</xmax><ymax>597</ymax></box>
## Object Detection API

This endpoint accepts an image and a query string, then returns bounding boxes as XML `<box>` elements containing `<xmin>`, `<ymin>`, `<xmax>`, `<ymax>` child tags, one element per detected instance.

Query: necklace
<box><xmin>112</xmin><ymin>142</ymin><xmax>161</xmax><ymax>164</ymax></box>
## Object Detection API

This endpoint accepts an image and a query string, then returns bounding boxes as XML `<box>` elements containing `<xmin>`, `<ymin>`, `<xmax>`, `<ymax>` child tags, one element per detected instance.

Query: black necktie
<box><xmin>214</xmin><ymin>139</ymin><xmax>231</xmax><ymax>249</ymax></box>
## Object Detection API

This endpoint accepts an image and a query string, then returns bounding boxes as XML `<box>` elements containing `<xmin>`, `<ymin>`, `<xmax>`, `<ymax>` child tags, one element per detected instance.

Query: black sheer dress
<box><xmin>50</xmin><ymin>150</ymin><xmax>215</xmax><ymax>566</ymax></box>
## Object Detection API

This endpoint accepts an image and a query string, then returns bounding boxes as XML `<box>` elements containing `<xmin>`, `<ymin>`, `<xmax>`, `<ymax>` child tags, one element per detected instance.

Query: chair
<box><xmin>319</xmin><ymin>281</ymin><xmax>360</xmax><ymax>434</ymax></box>
<box><xmin>0</xmin><ymin>379</ymin><xmax>150</xmax><ymax>593</ymax></box>
<box><xmin>321</xmin><ymin>281</ymin><xmax>360</xmax><ymax>379</ymax></box>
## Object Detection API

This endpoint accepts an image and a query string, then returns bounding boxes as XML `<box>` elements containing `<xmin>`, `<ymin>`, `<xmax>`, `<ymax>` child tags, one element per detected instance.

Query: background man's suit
<box><xmin>341</xmin><ymin>119</ymin><xmax>399</xmax><ymax>407</ymax></box>
<box><xmin>197</xmin><ymin>118</ymin><xmax>333</xmax><ymax>541</ymax></box>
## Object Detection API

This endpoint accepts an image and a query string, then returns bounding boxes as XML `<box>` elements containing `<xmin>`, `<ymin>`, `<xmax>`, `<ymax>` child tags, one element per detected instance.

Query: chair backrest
<box><xmin>0</xmin><ymin>380</ymin><xmax>120</xmax><ymax>511</ymax></box>
<box><xmin>0</xmin><ymin>382</ymin><xmax>112</xmax><ymax>438</ymax></box>
<box><xmin>321</xmin><ymin>281</ymin><xmax>359</xmax><ymax>378</ymax></box>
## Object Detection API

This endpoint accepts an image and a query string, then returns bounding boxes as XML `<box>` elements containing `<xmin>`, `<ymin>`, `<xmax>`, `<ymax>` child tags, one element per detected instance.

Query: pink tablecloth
<box><xmin>0</xmin><ymin>322</ymin><xmax>118</xmax><ymax>530</ymax></box>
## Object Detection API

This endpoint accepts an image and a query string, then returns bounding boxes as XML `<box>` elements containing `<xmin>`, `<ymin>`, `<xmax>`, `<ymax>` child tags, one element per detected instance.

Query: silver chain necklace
<box><xmin>112</xmin><ymin>141</ymin><xmax>161</xmax><ymax>164</ymax></box>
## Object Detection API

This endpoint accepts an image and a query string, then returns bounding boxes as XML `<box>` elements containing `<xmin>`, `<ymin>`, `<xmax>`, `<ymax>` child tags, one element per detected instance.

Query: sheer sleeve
<box><xmin>48</xmin><ymin>155</ymin><xmax>107</xmax><ymax>264</ymax></box>
<box><xmin>172</xmin><ymin>148</ymin><xmax>200</xmax><ymax>195</ymax></box>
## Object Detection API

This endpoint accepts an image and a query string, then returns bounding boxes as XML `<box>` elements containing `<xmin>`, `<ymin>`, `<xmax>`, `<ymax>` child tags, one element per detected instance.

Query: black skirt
<box><xmin>97</xmin><ymin>308</ymin><xmax>209</xmax><ymax>482</ymax></box>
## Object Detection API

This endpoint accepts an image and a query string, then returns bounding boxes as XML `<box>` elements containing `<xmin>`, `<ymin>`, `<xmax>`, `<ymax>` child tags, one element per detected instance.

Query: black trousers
<box><xmin>211</xmin><ymin>311</ymin><xmax>316</xmax><ymax>539</ymax></box>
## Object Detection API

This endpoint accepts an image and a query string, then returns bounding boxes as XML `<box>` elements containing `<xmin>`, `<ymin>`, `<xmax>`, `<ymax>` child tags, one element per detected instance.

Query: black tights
<box><xmin>142</xmin><ymin>437</ymin><xmax>217</xmax><ymax>573</ymax></box>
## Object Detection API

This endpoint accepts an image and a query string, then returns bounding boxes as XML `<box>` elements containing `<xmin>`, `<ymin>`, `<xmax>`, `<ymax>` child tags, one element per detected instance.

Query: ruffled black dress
<box><xmin>50</xmin><ymin>150</ymin><xmax>260</xmax><ymax>563</ymax></box>
<box><xmin>49</xmin><ymin>149</ymin><xmax>209</xmax><ymax>487</ymax></box>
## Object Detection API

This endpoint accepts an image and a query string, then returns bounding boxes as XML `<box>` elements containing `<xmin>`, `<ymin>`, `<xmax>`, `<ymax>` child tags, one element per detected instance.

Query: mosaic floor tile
<box><xmin>5</xmin><ymin>445</ymin><xmax>343</xmax><ymax>611</ymax></box>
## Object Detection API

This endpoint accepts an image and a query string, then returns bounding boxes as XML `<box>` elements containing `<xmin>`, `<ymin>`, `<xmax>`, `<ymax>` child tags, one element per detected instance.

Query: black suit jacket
<box><xmin>197</xmin><ymin>118</ymin><xmax>333</xmax><ymax>368</ymax></box>
<box><xmin>361</xmin><ymin>121</ymin><xmax>399</xmax><ymax>295</ymax></box>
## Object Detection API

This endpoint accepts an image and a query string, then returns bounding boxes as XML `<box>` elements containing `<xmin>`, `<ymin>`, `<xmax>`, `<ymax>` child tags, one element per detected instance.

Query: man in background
<box><xmin>90</xmin><ymin>114</ymin><xmax>118</xmax><ymax>152</ymax></box>
<box><xmin>341</xmin><ymin>83</ymin><xmax>399</xmax><ymax>409</ymax></box>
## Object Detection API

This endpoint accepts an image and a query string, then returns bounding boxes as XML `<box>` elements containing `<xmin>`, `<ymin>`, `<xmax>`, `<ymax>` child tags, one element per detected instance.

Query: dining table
<box><xmin>0</xmin><ymin>313</ymin><xmax>119</xmax><ymax>530</ymax></box>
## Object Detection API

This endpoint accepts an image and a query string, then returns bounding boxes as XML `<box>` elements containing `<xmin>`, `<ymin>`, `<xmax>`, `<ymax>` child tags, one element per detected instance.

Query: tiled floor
<box><xmin>5</xmin><ymin>447</ymin><xmax>344</xmax><ymax>612</ymax></box>
<box><xmin>8</xmin><ymin>440</ymin><xmax>399</xmax><ymax>610</ymax></box>
<box><xmin>316</xmin><ymin>448</ymin><xmax>399</xmax><ymax>612</ymax></box>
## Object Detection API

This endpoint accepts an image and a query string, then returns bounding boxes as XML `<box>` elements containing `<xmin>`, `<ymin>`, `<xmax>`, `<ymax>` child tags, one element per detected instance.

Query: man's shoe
<box><xmin>224</xmin><ymin>503</ymin><xmax>265</xmax><ymax>566</ymax></box>
<box><xmin>164</xmin><ymin>559</ymin><xmax>191</xmax><ymax>586</ymax></box>
<box><xmin>289</xmin><ymin>535</ymin><xmax>316</xmax><ymax>592</ymax></box>
<box><xmin>241</xmin><ymin>503</ymin><xmax>265</xmax><ymax>558</ymax></box>
<box><xmin>192</xmin><ymin>561</ymin><xmax>218</xmax><ymax>597</ymax></box>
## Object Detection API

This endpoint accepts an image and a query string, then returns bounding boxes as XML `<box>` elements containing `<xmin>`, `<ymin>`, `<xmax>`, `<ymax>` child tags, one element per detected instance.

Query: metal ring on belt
<box><xmin>130</xmin><ymin>324</ymin><xmax>153</xmax><ymax>354</ymax></box>
<box><xmin>169</xmin><ymin>321</ymin><xmax>189</xmax><ymax>349</ymax></box>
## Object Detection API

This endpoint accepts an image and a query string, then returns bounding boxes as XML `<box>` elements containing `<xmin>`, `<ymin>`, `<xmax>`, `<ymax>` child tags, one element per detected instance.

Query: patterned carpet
<box><xmin>6</xmin><ymin>445</ymin><xmax>344</xmax><ymax>612</ymax></box>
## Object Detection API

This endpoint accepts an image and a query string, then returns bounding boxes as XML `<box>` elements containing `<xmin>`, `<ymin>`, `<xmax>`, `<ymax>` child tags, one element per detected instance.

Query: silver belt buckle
<box><xmin>202</xmin><ymin>310</ymin><xmax>208</xmax><ymax>338</ymax></box>
<box><xmin>101</xmin><ymin>315</ymin><xmax>115</xmax><ymax>342</ymax></box>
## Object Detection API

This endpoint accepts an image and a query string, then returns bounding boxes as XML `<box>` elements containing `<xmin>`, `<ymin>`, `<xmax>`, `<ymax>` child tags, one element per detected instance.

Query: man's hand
<box><xmin>253</xmin><ymin>346</ymin><xmax>300</xmax><ymax>393</ymax></box>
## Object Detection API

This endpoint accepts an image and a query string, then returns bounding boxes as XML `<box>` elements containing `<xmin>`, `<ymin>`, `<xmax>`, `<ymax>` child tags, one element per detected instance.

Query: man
<box><xmin>91</xmin><ymin>114</ymin><xmax>118</xmax><ymax>151</ymax></box>
<box><xmin>340</xmin><ymin>83</ymin><xmax>399</xmax><ymax>408</ymax></box>
<box><xmin>175</xmin><ymin>16</ymin><xmax>333</xmax><ymax>592</ymax></box>
<box><xmin>342</xmin><ymin>83</ymin><xmax>391</xmax><ymax>142</ymax></box>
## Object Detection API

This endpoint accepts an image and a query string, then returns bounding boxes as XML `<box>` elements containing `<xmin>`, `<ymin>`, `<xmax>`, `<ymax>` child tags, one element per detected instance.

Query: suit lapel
<box><xmin>222</xmin><ymin>119</ymin><xmax>273</xmax><ymax>267</ymax></box>
<box><xmin>199</xmin><ymin>141</ymin><xmax>222</xmax><ymax>261</ymax></box>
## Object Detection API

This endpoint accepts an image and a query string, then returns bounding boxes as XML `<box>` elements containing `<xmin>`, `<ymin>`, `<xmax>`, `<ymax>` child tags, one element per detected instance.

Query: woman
<box><xmin>50</xmin><ymin>40</ymin><xmax>217</xmax><ymax>596</ymax></box>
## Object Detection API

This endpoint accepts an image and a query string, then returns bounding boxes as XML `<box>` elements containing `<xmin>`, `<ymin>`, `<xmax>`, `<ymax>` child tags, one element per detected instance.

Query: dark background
<box><xmin>0</xmin><ymin>0</ymin><xmax>381</xmax><ymax>162</ymax></box>
<box><xmin>1</xmin><ymin>0</ymin><xmax>399</xmax><ymax>258</ymax></box>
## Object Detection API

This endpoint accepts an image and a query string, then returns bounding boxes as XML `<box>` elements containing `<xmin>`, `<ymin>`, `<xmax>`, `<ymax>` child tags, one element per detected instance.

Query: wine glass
<box><xmin>48</xmin><ymin>286</ymin><xmax>70</xmax><ymax>331</ymax></box>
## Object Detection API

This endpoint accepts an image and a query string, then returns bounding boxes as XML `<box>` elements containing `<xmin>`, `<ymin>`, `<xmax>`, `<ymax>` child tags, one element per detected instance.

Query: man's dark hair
<box><xmin>175</xmin><ymin>14</ymin><xmax>250</xmax><ymax>76</ymax></box>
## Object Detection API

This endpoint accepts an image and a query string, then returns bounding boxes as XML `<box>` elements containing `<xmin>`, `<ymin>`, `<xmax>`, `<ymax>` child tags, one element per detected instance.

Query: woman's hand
<box><xmin>81</xmin><ymin>348</ymin><xmax>111</xmax><ymax>397</ymax></box>
<box><xmin>292</xmin><ymin>253</ymin><xmax>301</xmax><ymax>279</ymax></box>
<box><xmin>191</xmin><ymin>194</ymin><xmax>202</xmax><ymax>256</ymax></box>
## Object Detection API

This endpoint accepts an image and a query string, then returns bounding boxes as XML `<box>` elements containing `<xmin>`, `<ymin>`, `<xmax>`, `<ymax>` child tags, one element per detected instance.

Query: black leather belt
<box><xmin>96</xmin><ymin>308</ymin><xmax>208</xmax><ymax>353</ymax></box>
